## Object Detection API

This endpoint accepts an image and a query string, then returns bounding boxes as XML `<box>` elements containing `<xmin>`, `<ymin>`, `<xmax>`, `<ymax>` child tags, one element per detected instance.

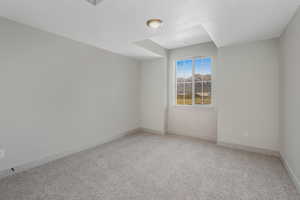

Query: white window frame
<box><xmin>174</xmin><ymin>56</ymin><xmax>213</xmax><ymax>107</ymax></box>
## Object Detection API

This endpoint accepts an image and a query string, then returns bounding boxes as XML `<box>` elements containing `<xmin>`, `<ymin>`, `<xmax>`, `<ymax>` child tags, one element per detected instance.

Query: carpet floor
<box><xmin>0</xmin><ymin>133</ymin><xmax>299</xmax><ymax>200</ymax></box>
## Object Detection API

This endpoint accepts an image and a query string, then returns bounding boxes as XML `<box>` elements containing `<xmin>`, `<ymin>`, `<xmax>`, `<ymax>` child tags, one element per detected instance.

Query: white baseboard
<box><xmin>139</xmin><ymin>127</ymin><xmax>165</xmax><ymax>135</ymax></box>
<box><xmin>217</xmin><ymin>141</ymin><xmax>280</xmax><ymax>157</ymax></box>
<box><xmin>280</xmin><ymin>153</ymin><xmax>300</xmax><ymax>193</ymax></box>
<box><xmin>167</xmin><ymin>130</ymin><xmax>217</xmax><ymax>142</ymax></box>
<box><xmin>0</xmin><ymin>128</ymin><xmax>139</xmax><ymax>180</ymax></box>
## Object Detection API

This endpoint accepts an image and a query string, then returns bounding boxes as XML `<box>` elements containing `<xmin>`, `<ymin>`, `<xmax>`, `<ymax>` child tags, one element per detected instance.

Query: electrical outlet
<box><xmin>243</xmin><ymin>131</ymin><xmax>249</xmax><ymax>137</ymax></box>
<box><xmin>0</xmin><ymin>149</ymin><xmax>5</xmax><ymax>159</ymax></box>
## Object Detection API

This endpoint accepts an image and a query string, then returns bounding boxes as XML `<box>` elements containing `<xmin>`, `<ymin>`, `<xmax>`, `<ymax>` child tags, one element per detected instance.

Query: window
<box><xmin>175</xmin><ymin>57</ymin><xmax>212</xmax><ymax>105</ymax></box>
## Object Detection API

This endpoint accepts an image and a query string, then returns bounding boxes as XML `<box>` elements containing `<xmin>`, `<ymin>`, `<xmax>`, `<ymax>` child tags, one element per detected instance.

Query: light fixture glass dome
<box><xmin>147</xmin><ymin>19</ymin><xmax>163</xmax><ymax>29</ymax></box>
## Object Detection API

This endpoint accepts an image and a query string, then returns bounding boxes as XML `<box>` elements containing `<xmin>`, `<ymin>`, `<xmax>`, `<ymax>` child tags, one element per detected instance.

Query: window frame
<box><xmin>174</xmin><ymin>56</ymin><xmax>214</xmax><ymax>107</ymax></box>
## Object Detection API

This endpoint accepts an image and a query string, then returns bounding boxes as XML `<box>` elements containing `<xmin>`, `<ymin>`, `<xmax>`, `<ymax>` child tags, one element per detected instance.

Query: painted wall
<box><xmin>0</xmin><ymin>18</ymin><xmax>140</xmax><ymax>172</ymax></box>
<box><xmin>217</xmin><ymin>39</ymin><xmax>280</xmax><ymax>151</ymax></box>
<box><xmin>168</xmin><ymin>43</ymin><xmax>218</xmax><ymax>141</ymax></box>
<box><xmin>279</xmin><ymin>7</ymin><xmax>300</xmax><ymax>189</ymax></box>
<box><xmin>140</xmin><ymin>58</ymin><xmax>167</xmax><ymax>134</ymax></box>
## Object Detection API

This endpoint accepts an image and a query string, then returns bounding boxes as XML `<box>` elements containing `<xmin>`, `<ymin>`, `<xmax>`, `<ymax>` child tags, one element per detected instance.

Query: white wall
<box><xmin>217</xmin><ymin>39</ymin><xmax>280</xmax><ymax>151</ymax></box>
<box><xmin>0</xmin><ymin>17</ymin><xmax>140</xmax><ymax>172</ymax></box>
<box><xmin>280</xmin><ymin>7</ymin><xmax>300</xmax><ymax>190</ymax></box>
<box><xmin>140</xmin><ymin>58</ymin><xmax>167</xmax><ymax>134</ymax></box>
<box><xmin>168</xmin><ymin>43</ymin><xmax>218</xmax><ymax>141</ymax></box>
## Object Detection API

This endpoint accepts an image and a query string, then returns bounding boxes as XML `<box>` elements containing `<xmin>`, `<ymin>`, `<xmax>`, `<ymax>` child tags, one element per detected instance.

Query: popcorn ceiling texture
<box><xmin>0</xmin><ymin>133</ymin><xmax>299</xmax><ymax>200</ymax></box>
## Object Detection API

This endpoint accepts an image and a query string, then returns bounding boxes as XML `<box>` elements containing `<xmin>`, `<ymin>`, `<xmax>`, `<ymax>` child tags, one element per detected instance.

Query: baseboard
<box><xmin>124</xmin><ymin>128</ymin><xmax>141</xmax><ymax>135</ymax></box>
<box><xmin>0</xmin><ymin>128</ymin><xmax>139</xmax><ymax>180</ymax></box>
<box><xmin>167</xmin><ymin>130</ymin><xmax>217</xmax><ymax>143</ymax></box>
<box><xmin>280</xmin><ymin>153</ymin><xmax>300</xmax><ymax>193</ymax></box>
<box><xmin>139</xmin><ymin>127</ymin><xmax>165</xmax><ymax>135</ymax></box>
<box><xmin>217</xmin><ymin>141</ymin><xmax>280</xmax><ymax>157</ymax></box>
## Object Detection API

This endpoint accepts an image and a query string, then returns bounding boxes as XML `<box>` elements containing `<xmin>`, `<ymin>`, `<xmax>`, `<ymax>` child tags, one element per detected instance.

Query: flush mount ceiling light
<box><xmin>86</xmin><ymin>0</ymin><xmax>103</xmax><ymax>6</ymax></box>
<box><xmin>146</xmin><ymin>19</ymin><xmax>163</xmax><ymax>29</ymax></box>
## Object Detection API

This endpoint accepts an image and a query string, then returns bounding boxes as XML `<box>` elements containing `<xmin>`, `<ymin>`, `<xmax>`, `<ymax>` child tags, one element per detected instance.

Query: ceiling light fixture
<box><xmin>146</xmin><ymin>19</ymin><xmax>163</xmax><ymax>29</ymax></box>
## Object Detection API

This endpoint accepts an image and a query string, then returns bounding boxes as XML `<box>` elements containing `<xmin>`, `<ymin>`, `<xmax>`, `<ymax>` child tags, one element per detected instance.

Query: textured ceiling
<box><xmin>0</xmin><ymin>0</ymin><xmax>299</xmax><ymax>59</ymax></box>
<box><xmin>150</xmin><ymin>25</ymin><xmax>212</xmax><ymax>50</ymax></box>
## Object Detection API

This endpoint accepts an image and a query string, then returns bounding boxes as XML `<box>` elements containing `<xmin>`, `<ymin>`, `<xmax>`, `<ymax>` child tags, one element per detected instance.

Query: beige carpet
<box><xmin>0</xmin><ymin>133</ymin><xmax>299</xmax><ymax>200</ymax></box>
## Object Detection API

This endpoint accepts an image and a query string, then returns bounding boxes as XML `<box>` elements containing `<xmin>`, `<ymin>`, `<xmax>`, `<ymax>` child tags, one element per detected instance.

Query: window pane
<box><xmin>195</xmin><ymin>81</ymin><xmax>202</xmax><ymax>104</ymax></box>
<box><xmin>176</xmin><ymin>59</ymin><xmax>193</xmax><ymax>105</ymax></box>
<box><xmin>195</xmin><ymin>57</ymin><xmax>212</xmax><ymax>81</ymax></box>
<box><xmin>195</xmin><ymin>57</ymin><xmax>212</xmax><ymax>105</ymax></box>
<box><xmin>176</xmin><ymin>60</ymin><xmax>193</xmax><ymax>80</ymax></box>
<box><xmin>203</xmin><ymin>81</ymin><xmax>212</xmax><ymax>104</ymax></box>
<box><xmin>176</xmin><ymin>83</ymin><xmax>184</xmax><ymax>105</ymax></box>
<box><xmin>184</xmin><ymin>82</ymin><xmax>192</xmax><ymax>105</ymax></box>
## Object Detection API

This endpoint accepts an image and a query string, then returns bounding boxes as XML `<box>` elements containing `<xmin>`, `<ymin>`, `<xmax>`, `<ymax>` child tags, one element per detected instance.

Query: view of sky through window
<box><xmin>176</xmin><ymin>60</ymin><xmax>193</xmax><ymax>78</ymax></box>
<box><xmin>195</xmin><ymin>57</ymin><xmax>212</xmax><ymax>75</ymax></box>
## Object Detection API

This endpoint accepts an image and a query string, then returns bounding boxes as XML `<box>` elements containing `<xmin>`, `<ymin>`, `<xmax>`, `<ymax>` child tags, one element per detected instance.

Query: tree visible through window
<box><xmin>176</xmin><ymin>57</ymin><xmax>212</xmax><ymax>105</ymax></box>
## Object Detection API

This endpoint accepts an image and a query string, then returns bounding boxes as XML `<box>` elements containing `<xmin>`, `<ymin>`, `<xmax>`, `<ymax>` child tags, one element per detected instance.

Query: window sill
<box><xmin>171</xmin><ymin>104</ymin><xmax>215</xmax><ymax>110</ymax></box>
